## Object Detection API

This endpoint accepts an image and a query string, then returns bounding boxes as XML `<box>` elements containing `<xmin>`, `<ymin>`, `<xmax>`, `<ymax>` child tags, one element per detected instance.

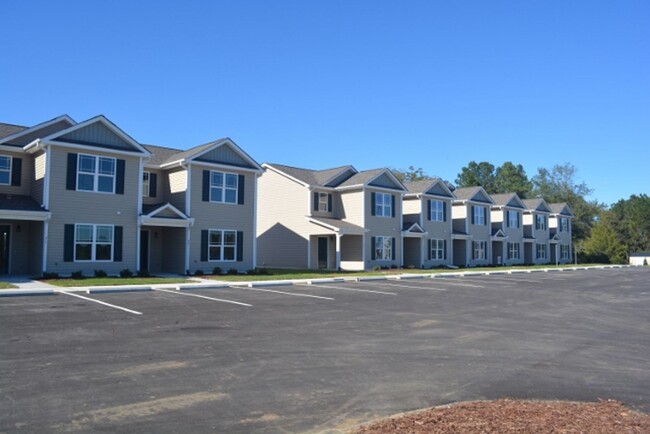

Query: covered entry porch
<box><xmin>452</xmin><ymin>232</ymin><xmax>471</xmax><ymax>267</ymax></box>
<box><xmin>139</xmin><ymin>204</ymin><xmax>194</xmax><ymax>275</ymax></box>
<box><xmin>307</xmin><ymin>217</ymin><xmax>366</xmax><ymax>271</ymax></box>
<box><xmin>402</xmin><ymin>222</ymin><xmax>427</xmax><ymax>268</ymax></box>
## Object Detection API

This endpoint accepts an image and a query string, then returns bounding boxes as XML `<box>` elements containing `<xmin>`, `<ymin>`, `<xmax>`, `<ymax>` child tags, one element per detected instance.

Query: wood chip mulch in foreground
<box><xmin>354</xmin><ymin>399</ymin><xmax>650</xmax><ymax>433</ymax></box>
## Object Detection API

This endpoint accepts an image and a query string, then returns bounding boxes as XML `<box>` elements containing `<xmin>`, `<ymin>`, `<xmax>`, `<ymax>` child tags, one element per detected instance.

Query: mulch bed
<box><xmin>354</xmin><ymin>399</ymin><xmax>650</xmax><ymax>433</ymax></box>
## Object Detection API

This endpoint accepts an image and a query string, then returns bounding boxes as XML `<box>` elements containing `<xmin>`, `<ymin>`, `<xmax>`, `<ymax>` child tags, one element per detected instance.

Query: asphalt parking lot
<box><xmin>1</xmin><ymin>267</ymin><xmax>649</xmax><ymax>433</ymax></box>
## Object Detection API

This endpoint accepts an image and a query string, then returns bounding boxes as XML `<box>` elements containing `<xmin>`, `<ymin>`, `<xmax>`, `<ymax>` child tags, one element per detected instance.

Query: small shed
<box><xmin>629</xmin><ymin>252</ymin><xmax>650</xmax><ymax>266</ymax></box>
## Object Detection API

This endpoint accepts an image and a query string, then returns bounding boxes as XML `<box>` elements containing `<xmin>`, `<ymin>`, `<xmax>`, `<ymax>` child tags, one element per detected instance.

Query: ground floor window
<box><xmin>536</xmin><ymin>243</ymin><xmax>547</xmax><ymax>260</ymax></box>
<box><xmin>208</xmin><ymin>229</ymin><xmax>237</xmax><ymax>261</ymax></box>
<box><xmin>472</xmin><ymin>241</ymin><xmax>487</xmax><ymax>260</ymax></box>
<box><xmin>374</xmin><ymin>236</ymin><xmax>393</xmax><ymax>261</ymax></box>
<box><xmin>430</xmin><ymin>239</ymin><xmax>445</xmax><ymax>260</ymax></box>
<box><xmin>507</xmin><ymin>242</ymin><xmax>520</xmax><ymax>260</ymax></box>
<box><xmin>75</xmin><ymin>224</ymin><xmax>113</xmax><ymax>261</ymax></box>
<box><xmin>560</xmin><ymin>244</ymin><xmax>570</xmax><ymax>260</ymax></box>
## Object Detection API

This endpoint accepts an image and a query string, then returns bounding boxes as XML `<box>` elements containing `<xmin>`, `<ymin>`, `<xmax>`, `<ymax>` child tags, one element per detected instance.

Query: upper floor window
<box><xmin>507</xmin><ymin>210</ymin><xmax>519</xmax><ymax>228</ymax></box>
<box><xmin>535</xmin><ymin>214</ymin><xmax>547</xmax><ymax>230</ymax></box>
<box><xmin>472</xmin><ymin>206</ymin><xmax>486</xmax><ymax>225</ymax></box>
<box><xmin>0</xmin><ymin>156</ymin><xmax>11</xmax><ymax>185</ymax></box>
<box><xmin>430</xmin><ymin>200</ymin><xmax>445</xmax><ymax>222</ymax></box>
<box><xmin>210</xmin><ymin>171</ymin><xmax>238</xmax><ymax>204</ymax></box>
<box><xmin>78</xmin><ymin>154</ymin><xmax>116</xmax><ymax>193</ymax></box>
<box><xmin>319</xmin><ymin>192</ymin><xmax>330</xmax><ymax>212</ymax></box>
<box><xmin>142</xmin><ymin>171</ymin><xmax>150</xmax><ymax>197</ymax></box>
<box><xmin>560</xmin><ymin>218</ymin><xmax>569</xmax><ymax>232</ymax></box>
<box><xmin>374</xmin><ymin>192</ymin><xmax>393</xmax><ymax>217</ymax></box>
<box><xmin>75</xmin><ymin>224</ymin><xmax>114</xmax><ymax>262</ymax></box>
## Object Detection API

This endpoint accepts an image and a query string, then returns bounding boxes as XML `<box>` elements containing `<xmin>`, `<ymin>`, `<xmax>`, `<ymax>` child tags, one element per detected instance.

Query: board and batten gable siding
<box><xmin>194</xmin><ymin>145</ymin><xmax>251</xmax><ymax>167</ymax></box>
<box><xmin>257</xmin><ymin>169</ymin><xmax>311</xmax><ymax>269</ymax></box>
<box><xmin>188</xmin><ymin>164</ymin><xmax>256</xmax><ymax>272</ymax></box>
<box><xmin>57</xmin><ymin>122</ymin><xmax>135</xmax><ymax>151</ymax></box>
<box><xmin>31</xmin><ymin>151</ymin><xmax>46</xmax><ymax>204</ymax></box>
<box><xmin>45</xmin><ymin>146</ymin><xmax>141</xmax><ymax>275</ymax></box>
<box><xmin>339</xmin><ymin>190</ymin><xmax>364</xmax><ymax>227</ymax></box>
<box><xmin>142</xmin><ymin>169</ymin><xmax>163</xmax><ymax>206</ymax></box>
<box><xmin>0</xmin><ymin>151</ymin><xmax>32</xmax><ymax>196</ymax></box>
<box><xmin>167</xmin><ymin>167</ymin><xmax>187</xmax><ymax>213</ymax></box>
<box><xmin>365</xmin><ymin>188</ymin><xmax>402</xmax><ymax>267</ymax></box>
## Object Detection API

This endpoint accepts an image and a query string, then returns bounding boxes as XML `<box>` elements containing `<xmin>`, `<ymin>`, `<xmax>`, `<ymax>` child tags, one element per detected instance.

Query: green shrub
<box><xmin>119</xmin><ymin>269</ymin><xmax>133</xmax><ymax>278</ymax></box>
<box><xmin>256</xmin><ymin>268</ymin><xmax>270</xmax><ymax>275</ymax></box>
<box><xmin>42</xmin><ymin>272</ymin><xmax>59</xmax><ymax>279</ymax></box>
<box><xmin>227</xmin><ymin>268</ymin><xmax>239</xmax><ymax>275</ymax></box>
<box><xmin>137</xmin><ymin>270</ymin><xmax>150</xmax><ymax>277</ymax></box>
<box><xmin>94</xmin><ymin>269</ymin><xmax>107</xmax><ymax>278</ymax></box>
<box><xmin>644</xmin><ymin>258</ymin><xmax>648</xmax><ymax>266</ymax></box>
<box><xmin>372</xmin><ymin>265</ymin><xmax>381</xmax><ymax>271</ymax></box>
<box><xmin>71</xmin><ymin>270</ymin><xmax>84</xmax><ymax>279</ymax></box>
<box><xmin>194</xmin><ymin>269</ymin><xmax>204</xmax><ymax>276</ymax></box>
<box><xmin>212</xmin><ymin>266</ymin><xmax>222</xmax><ymax>275</ymax></box>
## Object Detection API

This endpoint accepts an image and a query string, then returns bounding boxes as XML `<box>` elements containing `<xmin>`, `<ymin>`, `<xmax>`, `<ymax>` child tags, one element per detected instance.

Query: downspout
<box><xmin>42</xmin><ymin>141</ymin><xmax>51</xmax><ymax>275</ymax></box>
<box><xmin>183</xmin><ymin>162</ymin><xmax>191</xmax><ymax>274</ymax></box>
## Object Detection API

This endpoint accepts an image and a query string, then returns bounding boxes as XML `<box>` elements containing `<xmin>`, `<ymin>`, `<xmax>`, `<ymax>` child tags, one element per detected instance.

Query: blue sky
<box><xmin>1</xmin><ymin>1</ymin><xmax>648</xmax><ymax>206</ymax></box>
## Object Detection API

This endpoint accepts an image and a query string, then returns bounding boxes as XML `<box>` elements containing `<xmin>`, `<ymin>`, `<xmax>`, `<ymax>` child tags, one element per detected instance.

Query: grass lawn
<box><xmin>0</xmin><ymin>282</ymin><xmax>18</xmax><ymax>289</ymax></box>
<box><xmin>41</xmin><ymin>277</ymin><xmax>195</xmax><ymax>288</ymax></box>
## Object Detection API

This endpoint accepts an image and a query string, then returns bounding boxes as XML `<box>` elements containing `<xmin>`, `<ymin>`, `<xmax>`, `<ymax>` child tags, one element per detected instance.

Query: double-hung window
<box><xmin>535</xmin><ymin>214</ymin><xmax>547</xmax><ymax>230</ymax></box>
<box><xmin>430</xmin><ymin>200</ymin><xmax>444</xmax><ymax>222</ymax></box>
<box><xmin>318</xmin><ymin>193</ymin><xmax>329</xmax><ymax>212</ymax></box>
<box><xmin>560</xmin><ymin>218</ymin><xmax>569</xmax><ymax>232</ymax></box>
<box><xmin>0</xmin><ymin>156</ymin><xmax>11</xmax><ymax>185</ymax></box>
<box><xmin>210</xmin><ymin>171</ymin><xmax>238</xmax><ymax>204</ymax></box>
<box><xmin>536</xmin><ymin>243</ymin><xmax>547</xmax><ymax>260</ymax></box>
<box><xmin>77</xmin><ymin>154</ymin><xmax>116</xmax><ymax>193</ymax></box>
<box><xmin>507</xmin><ymin>210</ymin><xmax>519</xmax><ymax>228</ymax></box>
<box><xmin>375</xmin><ymin>193</ymin><xmax>392</xmax><ymax>217</ymax></box>
<box><xmin>208</xmin><ymin>229</ymin><xmax>237</xmax><ymax>261</ymax></box>
<box><xmin>74</xmin><ymin>224</ymin><xmax>114</xmax><ymax>261</ymax></box>
<box><xmin>507</xmin><ymin>242</ymin><xmax>520</xmax><ymax>260</ymax></box>
<box><xmin>374</xmin><ymin>236</ymin><xmax>392</xmax><ymax>260</ymax></box>
<box><xmin>473</xmin><ymin>206</ymin><xmax>486</xmax><ymax>225</ymax></box>
<box><xmin>430</xmin><ymin>239</ymin><xmax>445</xmax><ymax>260</ymax></box>
<box><xmin>142</xmin><ymin>171</ymin><xmax>150</xmax><ymax>198</ymax></box>
<box><xmin>560</xmin><ymin>244</ymin><xmax>570</xmax><ymax>259</ymax></box>
<box><xmin>473</xmin><ymin>241</ymin><xmax>487</xmax><ymax>260</ymax></box>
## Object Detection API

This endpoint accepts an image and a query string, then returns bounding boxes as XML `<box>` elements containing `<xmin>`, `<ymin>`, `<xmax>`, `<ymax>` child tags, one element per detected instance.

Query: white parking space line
<box><xmin>370</xmin><ymin>281</ymin><xmax>447</xmax><ymax>291</ymax></box>
<box><xmin>58</xmin><ymin>291</ymin><xmax>143</xmax><ymax>315</ymax></box>
<box><xmin>296</xmin><ymin>283</ymin><xmax>396</xmax><ymax>295</ymax></box>
<box><xmin>154</xmin><ymin>288</ymin><xmax>252</xmax><ymax>307</ymax></box>
<box><xmin>431</xmin><ymin>279</ymin><xmax>485</xmax><ymax>288</ymax></box>
<box><xmin>235</xmin><ymin>286</ymin><xmax>334</xmax><ymax>300</ymax></box>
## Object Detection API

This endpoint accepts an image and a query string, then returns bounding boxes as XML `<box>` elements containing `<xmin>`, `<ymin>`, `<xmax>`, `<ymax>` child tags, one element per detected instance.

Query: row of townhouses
<box><xmin>0</xmin><ymin>115</ymin><xmax>573</xmax><ymax>276</ymax></box>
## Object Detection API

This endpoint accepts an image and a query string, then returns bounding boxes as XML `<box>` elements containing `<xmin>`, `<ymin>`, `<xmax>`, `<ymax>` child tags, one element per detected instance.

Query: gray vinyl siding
<box><xmin>500</xmin><ymin>209</ymin><xmax>524</xmax><ymax>265</ymax></box>
<box><xmin>45</xmin><ymin>146</ymin><xmax>140</xmax><ymax>275</ymax></box>
<box><xmin>167</xmin><ymin>168</ymin><xmax>187</xmax><ymax>213</ymax></box>
<box><xmin>257</xmin><ymin>169</ymin><xmax>310</xmax><ymax>269</ymax></box>
<box><xmin>365</xmin><ymin>188</ymin><xmax>401</xmax><ymax>267</ymax></box>
<box><xmin>421</xmin><ymin>197</ymin><xmax>453</xmax><ymax>267</ymax></box>
<box><xmin>0</xmin><ymin>151</ymin><xmax>32</xmax><ymax>196</ymax></box>
<box><xmin>194</xmin><ymin>145</ymin><xmax>253</xmax><ymax>168</ymax></box>
<box><xmin>467</xmin><ymin>203</ymin><xmax>491</xmax><ymax>266</ymax></box>
<box><xmin>57</xmin><ymin>122</ymin><xmax>135</xmax><ymax>151</ymax></box>
<box><xmin>31</xmin><ymin>151</ymin><xmax>46</xmax><ymax>205</ymax></box>
<box><xmin>142</xmin><ymin>168</ymin><xmax>164</xmax><ymax>206</ymax></box>
<box><xmin>188</xmin><ymin>164</ymin><xmax>256</xmax><ymax>273</ymax></box>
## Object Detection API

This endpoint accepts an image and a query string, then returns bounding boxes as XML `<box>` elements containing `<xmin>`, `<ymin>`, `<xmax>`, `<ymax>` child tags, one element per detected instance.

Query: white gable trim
<box><xmin>306</xmin><ymin>217</ymin><xmax>368</xmax><ymax>235</ymax></box>
<box><xmin>143</xmin><ymin>203</ymin><xmax>188</xmax><ymax>219</ymax></box>
<box><xmin>39</xmin><ymin>140</ymin><xmax>151</xmax><ymax>158</ymax></box>
<box><xmin>0</xmin><ymin>115</ymin><xmax>75</xmax><ymax>145</ymax></box>
<box><xmin>0</xmin><ymin>145</ymin><xmax>26</xmax><ymax>154</ymax></box>
<box><xmin>0</xmin><ymin>210</ymin><xmax>51</xmax><ymax>221</ymax></box>
<box><xmin>187</xmin><ymin>161</ymin><xmax>262</xmax><ymax>174</ymax></box>
<box><xmin>186</xmin><ymin>138</ymin><xmax>263</xmax><ymax>172</ymax></box>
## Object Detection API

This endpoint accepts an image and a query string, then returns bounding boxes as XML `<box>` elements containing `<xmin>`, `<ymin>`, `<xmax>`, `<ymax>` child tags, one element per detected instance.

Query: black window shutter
<box><xmin>238</xmin><ymin>175</ymin><xmax>245</xmax><ymax>205</ymax></box>
<box><xmin>427</xmin><ymin>239</ymin><xmax>432</xmax><ymax>260</ymax></box>
<box><xmin>64</xmin><ymin>224</ymin><xmax>74</xmax><ymax>262</ymax></box>
<box><xmin>391</xmin><ymin>195</ymin><xmax>396</xmax><ymax>217</ymax></box>
<box><xmin>236</xmin><ymin>231</ymin><xmax>243</xmax><ymax>262</ymax></box>
<box><xmin>471</xmin><ymin>206</ymin><xmax>475</xmax><ymax>225</ymax></box>
<box><xmin>202</xmin><ymin>171</ymin><xmax>210</xmax><ymax>202</ymax></box>
<box><xmin>443</xmin><ymin>202</ymin><xmax>447</xmax><ymax>222</ymax></box>
<box><xmin>115</xmin><ymin>159</ymin><xmax>125</xmax><ymax>194</ymax></box>
<box><xmin>483</xmin><ymin>207</ymin><xmax>487</xmax><ymax>225</ymax></box>
<box><xmin>66</xmin><ymin>153</ymin><xmax>78</xmax><ymax>190</ymax></box>
<box><xmin>427</xmin><ymin>200</ymin><xmax>432</xmax><ymax>221</ymax></box>
<box><xmin>444</xmin><ymin>239</ymin><xmax>447</xmax><ymax>260</ymax></box>
<box><xmin>391</xmin><ymin>238</ymin><xmax>396</xmax><ymax>260</ymax></box>
<box><xmin>313</xmin><ymin>192</ymin><xmax>319</xmax><ymax>211</ymax></box>
<box><xmin>10</xmin><ymin>157</ymin><xmax>22</xmax><ymax>186</ymax></box>
<box><xmin>371</xmin><ymin>237</ymin><xmax>376</xmax><ymax>260</ymax></box>
<box><xmin>328</xmin><ymin>194</ymin><xmax>332</xmax><ymax>212</ymax></box>
<box><xmin>149</xmin><ymin>173</ymin><xmax>157</xmax><ymax>198</ymax></box>
<box><xmin>370</xmin><ymin>192</ymin><xmax>376</xmax><ymax>216</ymax></box>
<box><xmin>201</xmin><ymin>230</ymin><xmax>208</xmax><ymax>261</ymax></box>
<box><xmin>114</xmin><ymin>226</ymin><xmax>123</xmax><ymax>261</ymax></box>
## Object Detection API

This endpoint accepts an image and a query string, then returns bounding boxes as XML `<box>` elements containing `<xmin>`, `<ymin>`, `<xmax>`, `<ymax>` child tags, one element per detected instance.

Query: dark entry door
<box><xmin>140</xmin><ymin>230</ymin><xmax>149</xmax><ymax>272</ymax></box>
<box><xmin>317</xmin><ymin>237</ymin><xmax>328</xmax><ymax>269</ymax></box>
<box><xmin>0</xmin><ymin>225</ymin><xmax>9</xmax><ymax>274</ymax></box>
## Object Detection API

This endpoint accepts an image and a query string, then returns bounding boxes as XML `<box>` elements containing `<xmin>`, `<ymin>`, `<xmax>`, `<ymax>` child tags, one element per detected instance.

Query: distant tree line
<box><xmin>392</xmin><ymin>161</ymin><xmax>649</xmax><ymax>264</ymax></box>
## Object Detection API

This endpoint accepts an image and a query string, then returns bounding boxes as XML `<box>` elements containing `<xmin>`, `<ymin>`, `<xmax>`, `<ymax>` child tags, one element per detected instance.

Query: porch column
<box><xmin>41</xmin><ymin>220</ymin><xmax>49</xmax><ymax>275</ymax></box>
<box><xmin>335</xmin><ymin>234</ymin><xmax>341</xmax><ymax>270</ymax></box>
<box><xmin>361</xmin><ymin>234</ymin><xmax>366</xmax><ymax>270</ymax></box>
<box><xmin>184</xmin><ymin>227</ymin><xmax>191</xmax><ymax>274</ymax></box>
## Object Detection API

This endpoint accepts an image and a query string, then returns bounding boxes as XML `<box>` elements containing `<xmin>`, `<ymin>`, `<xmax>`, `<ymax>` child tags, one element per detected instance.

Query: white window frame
<box><xmin>74</xmin><ymin>224</ymin><xmax>114</xmax><ymax>262</ymax></box>
<box><xmin>430</xmin><ymin>200</ymin><xmax>444</xmax><ymax>222</ymax></box>
<box><xmin>374</xmin><ymin>236</ymin><xmax>392</xmax><ymax>261</ymax></box>
<box><xmin>535</xmin><ymin>214</ymin><xmax>547</xmax><ymax>230</ymax></box>
<box><xmin>142</xmin><ymin>171</ymin><xmax>150</xmax><ymax>198</ymax></box>
<box><xmin>208</xmin><ymin>229</ymin><xmax>237</xmax><ymax>262</ymax></box>
<box><xmin>473</xmin><ymin>206</ymin><xmax>486</xmax><ymax>225</ymax></box>
<box><xmin>560</xmin><ymin>244</ymin><xmax>570</xmax><ymax>260</ymax></box>
<box><xmin>536</xmin><ymin>243</ymin><xmax>547</xmax><ymax>260</ymax></box>
<box><xmin>430</xmin><ymin>239</ymin><xmax>445</xmax><ymax>260</ymax></box>
<box><xmin>375</xmin><ymin>193</ymin><xmax>392</xmax><ymax>217</ymax></box>
<box><xmin>209</xmin><ymin>171</ymin><xmax>238</xmax><ymax>204</ymax></box>
<box><xmin>473</xmin><ymin>241</ymin><xmax>487</xmax><ymax>260</ymax></box>
<box><xmin>318</xmin><ymin>192</ymin><xmax>329</xmax><ymax>212</ymax></box>
<box><xmin>507</xmin><ymin>210</ymin><xmax>519</xmax><ymax>228</ymax></box>
<box><xmin>507</xmin><ymin>242</ymin><xmax>520</xmax><ymax>260</ymax></box>
<box><xmin>77</xmin><ymin>153</ymin><xmax>116</xmax><ymax>194</ymax></box>
<box><xmin>0</xmin><ymin>155</ymin><xmax>11</xmax><ymax>185</ymax></box>
<box><xmin>560</xmin><ymin>218</ymin><xmax>569</xmax><ymax>233</ymax></box>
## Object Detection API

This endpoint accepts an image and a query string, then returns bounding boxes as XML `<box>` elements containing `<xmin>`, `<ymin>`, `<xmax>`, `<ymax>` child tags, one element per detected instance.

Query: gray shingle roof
<box><xmin>143</xmin><ymin>144</ymin><xmax>183</xmax><ymax>167</ymax></box>
<box><xmin>549</xmin><ymin>202</ymin><xmax>573</xmax><ymax>216</ymax></box>
<box><xmin>162</xmin><ymin>139</ymin><xmax>225</xmax><ymax>165</ymax></box>
<box><xmin>490</xmin><ymin>193</ymin><xmax>525</xmax><ymax>208</ymax></box>
<box><xmin>0</xmin><ymin>194</ymin><xmax>47</xmax><ymax>212</ymax></box>
<box><xmin>0</xmin><ymin>123</ymin><xmax>27</xmax><ymax>140</ymax></box>
<box><xmin>452</xmin><ymin>186</ymin><xmax>482</xmax><ymax>200</ymax></box>
<box><xmin>336</xmin><ymin>169</ymin><xmax>386</xmax><ymax>188</ymax></box>
<box><xmin>404</xmin><ymin>179</ymin><xmax>436</xmax><ymax>194</ymax></box>
<box><xmin>308</xmin><ymin>216</ymin><xmax>366</xmax><ymax>234</ymax></box>
<box><xmin>522</xmin><ymin>198</ymin><xmax>551</xmax><ymax>212</ymax></box>
<box><xmin>266</xmin><ymin>163</ymin><xmax>353</xmax><ymax>187</ymax></box>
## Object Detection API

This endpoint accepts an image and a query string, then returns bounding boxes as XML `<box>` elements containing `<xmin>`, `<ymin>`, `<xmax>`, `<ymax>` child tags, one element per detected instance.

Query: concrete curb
<box><xmin>247</xmin><ymin>280</ymin><xmax>295</xmax><ymax>288</ymax></box>
<box><xmin>306</xmin><ymin>278</ymin><xmax>346</xmax><ymax>285</ymax></box>
<box><xmin>393</xmin><ymin>274</ymin><xmax>427</xmax><ymax>280</ymax></box>
<box><xmin>0</xmin><ymin>288</ymin><xmax>57</xmax><ymax>297</ymax></box>
<box><xmin>86</xmin><ymin>287</ymin><xmax>152</xmax><ymax>294</ymax></box>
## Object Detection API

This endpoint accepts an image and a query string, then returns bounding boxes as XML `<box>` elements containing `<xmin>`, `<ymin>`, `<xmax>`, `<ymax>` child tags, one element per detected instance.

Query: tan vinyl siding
<box><xmin>31</xmin><ymin>151</ymin><xmax>46</xmax><ymax>204</ymax></box>
<box><xmin>365</xmin><ymin>188</ymin><xmax>402</xmax><ymax>267</ymax></box>
<box><xmin>0</xmin><ymin>151</ymin><xmax>32</xmax><ymax>196</ymax></box>
<box><xmin>188</xmin><ymin>165</ymin><xmax>256</xmax><ymax>273</ymax></box>
<box><xmin>167</xmin><ymin>168</ymin><xmax>187</xmax><ymax>213</ymax></box>
<box><xmin>45</xmin><ymin>146</ymin><xmax>140</xmax><ymax>275</ymax></box>
<box><xmin>422</xmin><ymin>197</ymin><xmax>453</xmax><ymax>267</ymax></box>
<box><xmin>339</xmin><ymin>190</ymin><xmax>364</xmax><ymax>226</ymax></box>
<box><xmin>142</xmin><ymin>169</ymin><xmax>164</xmax><ymax>205</ymax></box>
<box><xmin>257</xmin><ymin>169</ymin><xmax>311</xmax><ymax>268</ymax></box>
